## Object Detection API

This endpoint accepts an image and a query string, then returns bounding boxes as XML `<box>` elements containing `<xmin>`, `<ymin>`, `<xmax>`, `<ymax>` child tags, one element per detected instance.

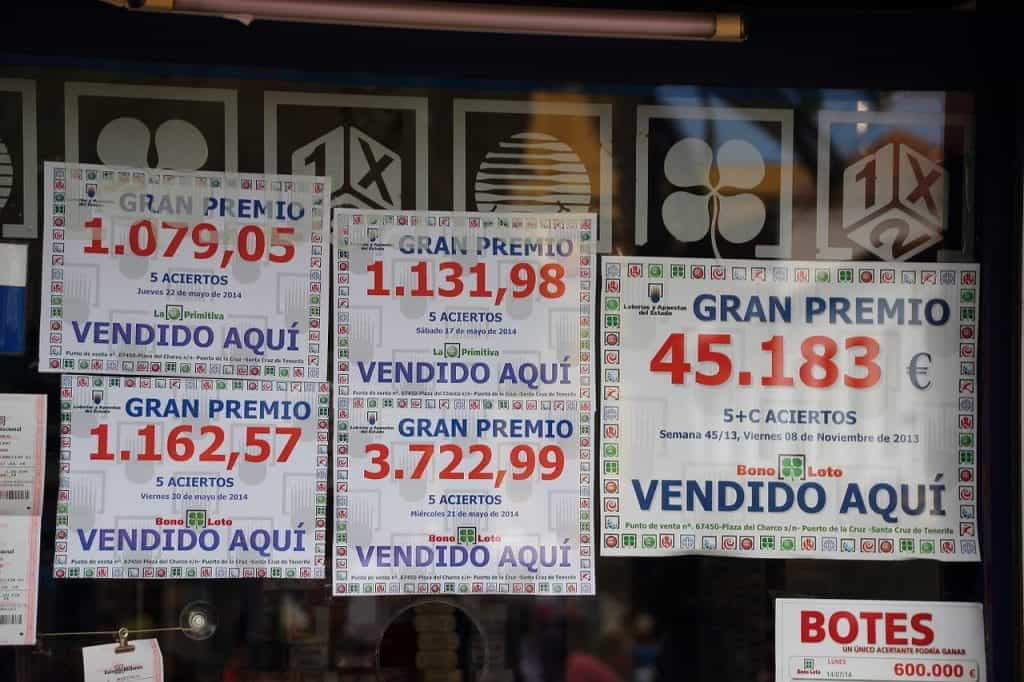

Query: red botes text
<box><xmin>800</xmin><ymin>610</ymin><xmax>935</xmax><ymax>645</ymax></box>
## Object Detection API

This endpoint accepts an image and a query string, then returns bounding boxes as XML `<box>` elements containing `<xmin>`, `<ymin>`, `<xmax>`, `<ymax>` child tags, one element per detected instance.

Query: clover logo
<box><xmin>661</xmin><ymin>138</ymin><xmax>766</xmax><ymax>256</ymax></box>
<box><xmin>186</xmin><ymin>510</ymin><xmax>206</xmax><ymax>529</ymax></box>
<box><xmin>97</xmin><ymin>117</ymin><xmax>209</xmax><ymax>170</ymax></box>
<box><xmin>779</xmin><ymin>454</ymin><xmax>805</xmax><ymax>481</ymax></box>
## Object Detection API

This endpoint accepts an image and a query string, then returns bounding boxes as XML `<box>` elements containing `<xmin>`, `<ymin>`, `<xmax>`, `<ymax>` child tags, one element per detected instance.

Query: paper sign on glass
<box><xmin>600</xmin><ymin>258</ymin><xmax>979</xmax><ymax>560</ymax></box>
<box><xmin>776</xmin><ymin>599</ymin><xmax>986</xmax><ymax>682</ymax></box>
<box><xmin>82</xmin><ymin>638</ymin><xmax>164</xmax><ymax>682</ymax></box>
<box><xmin>40</xmin><ymin>162</ymin><xmax>329</xmax><ymax>379</ymax></box>
<box><xmin>0</xmin><ymin>394</ymin><xmax>46</xmax><ymax>645</ymax></box>
<box><xmin>334</xmin><ymin>210</ymin><xmax>594</xmax><ymax>596</ymax></box>
<box><xmin>55</xmin><ymin>376</ymin><xmax>328</xmax><ymax>579</ymax></box>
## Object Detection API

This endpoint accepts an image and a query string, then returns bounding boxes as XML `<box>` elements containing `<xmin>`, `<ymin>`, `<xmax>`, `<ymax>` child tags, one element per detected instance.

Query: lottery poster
<box><xmin>0</xmin><ymin>394</ymin><xmax>46</xmax><ymax>645</ymax></box>
<box><xmin>55</xmin><ymin>375</ymin><xmax>329</xmax><ymax>579</ymax></box>
<box><xmin>334</xmin><ymin>210</ymin><xmax>594</xmax><ymax>596</ymax></box>
<box><xmin>600</xmin><ymin>258</ymin><xmax>980</xmax><ymax>560</ymax></box>
<box><xmin>775</xmin><ymin>599</ymin><xmax>986</xmax><ymax>682</ymax></box>
<box><xmin>40</xmin><ymin>162</ymin><xmax>329</xmax><ymax>379</ymax></box>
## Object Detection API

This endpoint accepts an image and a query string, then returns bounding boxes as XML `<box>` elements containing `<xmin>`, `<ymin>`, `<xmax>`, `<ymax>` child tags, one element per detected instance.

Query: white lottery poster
<box><xmin>600</xmin><ymin>258</ymin><xmax>979</xmax><ymax>561</ymax></box>
<box><xmin>82</xmin><ymin>638</ymin><xmax>164</xmax><ymax>682</ymax></box>
<box><xmin>0</xmin><ymin>394</ymin><xmax>46</xmax><ymax>645</ymax></box>
<box><xmin>55</xmin><ymin>375</ymin><xmax>329</xmax><ymax>579</ymax></box>
<box><xmin>40</xmin><ymin>162</ymin><xmax>329</xmax><ymax>379</ymax></box>
<box><xmin>775</xmin><ymin>599</ymin><xmax>986</xmax><ymax>682</ymax></box>
<box><xmin>334</xmin><ymin>210</ymin><xmax>594</xmax><ymax>596</ymax></box>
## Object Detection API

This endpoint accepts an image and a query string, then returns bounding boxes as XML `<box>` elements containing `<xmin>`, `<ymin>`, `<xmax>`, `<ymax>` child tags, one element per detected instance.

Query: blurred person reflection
<box><xmin>566</xmin><ymin>626</ymin><xmax>630</xmax><ymax>682</ymax></box>
<box><xmin>631</xmin><ymin>613</ymin><xmax>658</xmax><ymax>682</ymax></box>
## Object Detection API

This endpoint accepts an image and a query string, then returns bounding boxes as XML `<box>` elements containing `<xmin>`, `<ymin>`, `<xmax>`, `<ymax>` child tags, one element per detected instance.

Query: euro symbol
<box><xmin>907</xmin><ymin>352</ymin><xmax>932</xmax><ymax>390</ymax></box>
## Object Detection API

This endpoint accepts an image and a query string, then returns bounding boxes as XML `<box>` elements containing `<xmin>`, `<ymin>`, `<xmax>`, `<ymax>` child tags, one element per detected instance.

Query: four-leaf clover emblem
<box><xmin>661</xmin><ymin>138</ymin><xmax>767</xmax><ymax>255</ymax></box>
